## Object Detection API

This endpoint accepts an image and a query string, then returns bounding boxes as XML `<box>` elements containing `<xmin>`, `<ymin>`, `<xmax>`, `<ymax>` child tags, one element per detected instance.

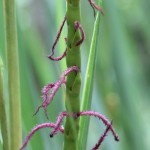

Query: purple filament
<box><xmin>34</xmin><ymin>66</ymin><xmax>79</xmax><ymax>116</ymax></box>
<box><xmin>51</xmin><ymin>15</ymin><xmax>66</xmax><ymax>56</ymax></box>
<box><xmin>88</xmin><ymin>0</ymin><xmax>104</xmax><ymax>15</ymax></box>
<box><xmin>48</xmin><ymin>49</ymin><xmax>67</xmax><ymax>61</ymax></box>
<box><xmin>20</xmin><ymin>123</ymin><xmax>64</xmax><ymax>150</ymax></box>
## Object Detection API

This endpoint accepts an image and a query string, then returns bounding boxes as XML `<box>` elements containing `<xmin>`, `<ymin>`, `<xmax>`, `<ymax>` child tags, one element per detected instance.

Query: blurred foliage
<box><xmin>0</xmin><ymin>0</ymin><xmax>150</xmax><ymax>149</ymax></box>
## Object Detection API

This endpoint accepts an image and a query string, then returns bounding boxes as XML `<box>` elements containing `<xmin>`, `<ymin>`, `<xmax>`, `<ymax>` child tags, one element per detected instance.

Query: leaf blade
<box><xmin>78</xmin><ymin>1</ymin><xmax>103</xmax><ymax>149</ymax></box>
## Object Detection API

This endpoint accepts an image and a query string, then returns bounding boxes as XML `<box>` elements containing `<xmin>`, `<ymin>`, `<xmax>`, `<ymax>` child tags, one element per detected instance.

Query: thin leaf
<box><xmin>0</xmin><ymin>56</ymin><xmax>9</xmax><ymax>150</ymax></box>
<box><xmin>78</xmin><ymin>0</ymin><xmax>103</xmax><ymax>149</ymax></box>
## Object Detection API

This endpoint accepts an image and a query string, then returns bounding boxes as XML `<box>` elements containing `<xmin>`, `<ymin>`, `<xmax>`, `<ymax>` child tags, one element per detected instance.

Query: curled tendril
<box><xmin>49</xmin><ymin>18</ymin><xmax>85</xmax><ymax>62</ymax></box>
<box><xmin>50</xmin><ymin>111</ymin><xmax>119</xmax><ymax>149</ymax></box>
<box><xmin>50</xmin><ymin>15</ymin><xmax>66</xmax><ymax>57</ymax></box>
<box><xmin>74</xmin><ymin>21</ymin><xmax>85</xmax><ymax>46</ymax></box>
<box><xmin>50</xmin><ymin>112</ymin><xmax>69</xmax><ymax>137</ymax></box>
<box><xmin>78</xmin><ymin>111</ymin><xmax>119</xmax><ymax>142</ymax></box>
<box><xmin>33</xmin><ymin>66</ymin><xmax>79</xmax><ymax>117</ymax></box>
<box><xmin>20</xmin><ymin>123</ymin><xmax>64</xmax><ymax>150</ymax></box>
<box><xmin>21</xmin><ymin>110</ymin><xmax>118</xmax><ymax>150</ymax></box>
<box><xmin>88</xmin><ymin>0</ymin><xmax>104</xmax><ymax>17</ymax></box>
<box><xmin>92</xmin><ymin>121</ymin><xmax>113</xmax><ymax>150</ymax></box>
<box><xmin>48</xmin><ymin>48</ymin><xmax>67</xmax><ymax>61</ymax></box>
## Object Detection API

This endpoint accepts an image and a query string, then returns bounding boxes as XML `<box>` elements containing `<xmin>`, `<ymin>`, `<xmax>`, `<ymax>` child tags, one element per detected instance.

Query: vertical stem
<box><xmin>64</xmin><ymin>0</ymin><xmax>81</xmax><ymax>150</ymax></box>
<box><xmin>3</xmin><ymin>0</ymin><xmax>22</xmax><ymax>149</ymax></box>
<box><xmin>0</xmin><ymin>57</ymin><xmax>10</xmax><ymax>150</ymax></box>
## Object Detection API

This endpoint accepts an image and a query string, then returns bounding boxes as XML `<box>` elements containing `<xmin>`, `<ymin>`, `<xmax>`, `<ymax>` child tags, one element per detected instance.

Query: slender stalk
<box><xmin>64</xmin><ymin>0</ymin><xmax>81</xmax><ymax>149</ymax></box>
<box><xmin>3</xmin><ymin>0</ymin><xmax>22</xmax><ymax>149</ymax></box>
<box><xmin>0</xmin><ymin>57</ymin><xmax>10</xmax><ymax>150</ymax></box>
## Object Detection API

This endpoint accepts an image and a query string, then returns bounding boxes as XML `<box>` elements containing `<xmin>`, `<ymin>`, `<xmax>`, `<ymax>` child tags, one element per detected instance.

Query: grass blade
<box><xmin>78</xmin><ymin>0</ymin><xmax>102</xmax><ymax>149</ymax></box>
<box><xmin>0</xmin><ymin>56</ymin><xmax>9</xmax><ymax>150</ymax></box>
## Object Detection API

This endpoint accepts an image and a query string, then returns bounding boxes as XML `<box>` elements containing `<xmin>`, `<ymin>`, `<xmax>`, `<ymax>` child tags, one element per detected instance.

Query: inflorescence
<box><xmin>33</xmin><ymin>66</ymin><xmax>79</xmax><ymax>118</ymax></box>
<box><xmin>20</xmin><ymin>111</ymin><xmax>118</xmax><ymax>150</ymax></box>
<box><xmin>20</xmin><ymin>1</ymin><xmax>119</xmax><ymax>150</ymax></box>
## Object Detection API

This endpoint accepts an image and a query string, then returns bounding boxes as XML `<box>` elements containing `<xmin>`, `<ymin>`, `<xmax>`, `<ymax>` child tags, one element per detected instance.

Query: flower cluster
<box><xmin>20</xmin><ymin>111</ymin><xmax>118</xmax><ymax>150</ymax></box>
<box><xmin>21</xmin><ymin>66</ymin><xmax>119</xmax><ymax>150</ymax></box>
<box><xmin>33</xmin><ymin>66</ymin><xmax>79</xmax><ymax>118</ymax></box>
<box><xmin>20</xmin><ymin>1</ymin><xmax>119</xmax><ymax>149</ymax></box>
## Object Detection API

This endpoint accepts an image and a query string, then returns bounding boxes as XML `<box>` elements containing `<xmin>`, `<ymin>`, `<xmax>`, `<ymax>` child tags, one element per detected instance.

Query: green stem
<box><xmin>3</xmin><ymin>0</ymin><xmax>22</xmax><ymax>149</ymax></box>
<box><xmin>64</xmin><ymin>0</ymin><xmax>81</xmax><ymax>150</ymax></box>
<box><xmin>0</xmin><ymin>57</ymin><xmax>10</xmax><ymax>150</ymax></box>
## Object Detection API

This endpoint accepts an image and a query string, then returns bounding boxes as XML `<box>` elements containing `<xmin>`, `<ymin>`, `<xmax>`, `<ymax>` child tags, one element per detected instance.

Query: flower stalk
<box><xmin>21</xmin><ymin>0</ymin><xmax>119</xmax><ymax>149</ymax></box>
<box><xmin>64</xmin><ymin>0</ymin><xmax>81</xmax><ymax>149</ymax></box>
